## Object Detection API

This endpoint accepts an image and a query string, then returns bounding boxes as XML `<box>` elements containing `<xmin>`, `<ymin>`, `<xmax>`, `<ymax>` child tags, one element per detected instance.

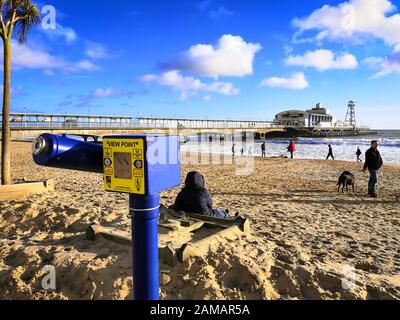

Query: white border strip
<box><xmin>129</xmin><ymin>205</ymin><xmax>160</xmax><ymax>212</ymax></box>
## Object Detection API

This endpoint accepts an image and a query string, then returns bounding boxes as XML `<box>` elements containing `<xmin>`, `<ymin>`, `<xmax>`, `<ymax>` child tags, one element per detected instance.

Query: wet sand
<box><xmin>1</xmin><ymin>142</ymin><xmax>400</xmax><ymax>300</ymax></box>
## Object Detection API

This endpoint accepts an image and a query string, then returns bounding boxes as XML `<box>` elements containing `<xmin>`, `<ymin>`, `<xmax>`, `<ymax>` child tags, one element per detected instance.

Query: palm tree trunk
<box><xmin>1</xmin><ymin>38</ymin><xmax>11</xmax><ymax>185</ymax></box>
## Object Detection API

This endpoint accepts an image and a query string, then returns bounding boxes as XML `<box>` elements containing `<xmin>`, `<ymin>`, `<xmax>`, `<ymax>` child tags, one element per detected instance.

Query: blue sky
<box><xmin>5</xmin><ymin>0</ymin><xmax>400</xmax><ymax>128</ymax></box>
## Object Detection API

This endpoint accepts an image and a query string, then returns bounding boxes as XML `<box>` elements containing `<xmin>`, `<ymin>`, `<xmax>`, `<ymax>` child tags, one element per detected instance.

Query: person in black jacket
<box><xmin>326</xmin><ymin>144</ymin><xmax>334</xmax><ymax>160</ymax></box>
<box><xmin>261</xmin><ymin>142</ymin><xmax>266</xmax><ymax>158</ymax></box>
<box><xmin>356</xmin><ymin>147</ymin><xmax>362</xmax><ymax>163</ymax></box>
<box><xmin>173</xmin><ymin>171</ymin><xmax>228</xmax><ymax>218</ymax></box>
<box><xmin>362</xmin><ymin>140</ymin><xmax>383</xmax><ymax>198</ymax></box>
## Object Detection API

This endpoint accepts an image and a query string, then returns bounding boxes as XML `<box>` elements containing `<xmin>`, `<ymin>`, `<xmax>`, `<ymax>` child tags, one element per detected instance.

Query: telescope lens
<box><xmin>32</xmin><ymin>136</ymin><xmax>48</xmax><ymax>156</ymax></box>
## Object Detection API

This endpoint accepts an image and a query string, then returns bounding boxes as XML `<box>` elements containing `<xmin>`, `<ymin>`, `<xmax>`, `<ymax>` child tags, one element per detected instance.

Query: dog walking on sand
<box><xmin>337</xmin><ymin>171</ymin><xmax>356</xmax><ymax>193</ymax></box>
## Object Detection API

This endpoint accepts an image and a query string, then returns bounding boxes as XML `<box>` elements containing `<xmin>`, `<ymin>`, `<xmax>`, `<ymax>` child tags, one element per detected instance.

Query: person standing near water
<box><xmin>287</xmin><ymin>139</ymin><xmax>296</xmax><ymax>159</ymax></box>
<box><xmin>362</xmin><ymin>140</ymin><xmax>383</xmax><ymax>198</ymax></box>
<box><xmin>356</xmin><ymin>147</ymin><xmax>362</xmax><ymax>162</ymax></box>
<box><xmin>326</xmin><ymin>144</ymin><xmax>335</xmax><ymax>160</ymax></box>
<box><xmin>261</xmin><ymin>142</ymin><xmax>266</xmax><ymax>158</ymax></box>
<box><xmin>232</xmin><ymin>143</ymin><xmax>236</xmax><ymax>157</ymax></box>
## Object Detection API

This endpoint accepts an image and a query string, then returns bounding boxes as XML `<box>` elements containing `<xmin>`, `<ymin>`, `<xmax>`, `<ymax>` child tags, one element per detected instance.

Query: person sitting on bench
<box><xmin>173</xmin><ymin>171</ymin><xmax>228</xmax><ymax>219</ymax></box>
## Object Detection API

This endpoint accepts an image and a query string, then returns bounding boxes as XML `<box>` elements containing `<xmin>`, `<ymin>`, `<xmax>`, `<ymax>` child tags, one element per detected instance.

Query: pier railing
<box><xmin>9</xmin><ymin>120</ymin><xmax>284</xmax><ymax>130</ymax></box>
<box><xmin>10</xmin><ymin>121</ymin><xmax>136</xmax><ymax>129</ymax></box>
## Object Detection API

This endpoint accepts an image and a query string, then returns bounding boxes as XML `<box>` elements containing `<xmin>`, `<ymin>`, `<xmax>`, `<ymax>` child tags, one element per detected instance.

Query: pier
<box><xmin>3</xmin><ymin>113</ymin><xmax>376</xmax><ymax>140</ymax></box>
<box><xmin>4</xmin><ymin>113</ymin><xmax>285</xmax><ymax>140</ymax></box>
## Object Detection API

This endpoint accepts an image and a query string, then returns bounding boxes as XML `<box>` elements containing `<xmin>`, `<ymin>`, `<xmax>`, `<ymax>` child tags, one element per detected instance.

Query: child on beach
<box><xmin>173</xmin><ymin>171</ymin><xmax>228</xmax><ymax>219</ymax></box>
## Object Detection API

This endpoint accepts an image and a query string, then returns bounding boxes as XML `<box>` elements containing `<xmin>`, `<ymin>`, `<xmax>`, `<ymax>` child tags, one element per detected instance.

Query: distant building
<box><xmin>275</xmin><ymin>103</ymin><xmax>336</xmax><ymax>128</ymax></box>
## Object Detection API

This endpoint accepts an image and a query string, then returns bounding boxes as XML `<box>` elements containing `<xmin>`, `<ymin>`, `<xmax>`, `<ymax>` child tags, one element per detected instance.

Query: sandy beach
<box><xmin>1</xmin><ymin>141</ymin><xmax>400</xmax><ymax>300</ymax></box>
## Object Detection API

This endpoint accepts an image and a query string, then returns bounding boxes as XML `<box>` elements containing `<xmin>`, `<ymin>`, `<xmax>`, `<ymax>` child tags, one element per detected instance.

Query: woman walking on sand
<box><xmin>287</xmin><ymin>139</ymin><xmax>296</xmax><ymax>159</ymax></box>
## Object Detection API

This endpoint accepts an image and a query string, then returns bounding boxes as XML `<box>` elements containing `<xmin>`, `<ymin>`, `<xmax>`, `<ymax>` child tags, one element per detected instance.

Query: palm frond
<box><xmin>3</xmin><ymin>0</ymin><xmax>20</xmax><ymax>21</ymax></box>
<box><xmin>14</xmin><ymin>0</ymin><xmax>40</xmax><ymax>44</ymax></box>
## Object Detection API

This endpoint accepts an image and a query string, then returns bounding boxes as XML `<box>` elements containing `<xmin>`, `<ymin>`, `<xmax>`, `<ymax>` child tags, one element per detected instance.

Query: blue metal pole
<box><xmin>130</xmin><ymin>193</ymin><xmax>160</xmax><ymax>300</ymax></box>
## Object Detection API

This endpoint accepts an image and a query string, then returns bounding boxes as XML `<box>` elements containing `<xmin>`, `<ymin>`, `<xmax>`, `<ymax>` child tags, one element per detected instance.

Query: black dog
<box><xmin>337</xmin><ymin>171</ymin><xmax>355</xmax><ymax>193</ymax></box>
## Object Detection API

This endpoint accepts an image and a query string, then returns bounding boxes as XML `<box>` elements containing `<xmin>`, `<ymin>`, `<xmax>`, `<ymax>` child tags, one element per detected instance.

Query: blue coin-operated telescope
<box><xmin>32</xmin><ymin>133</ymin><xmax>181</xmax><ymax>300</ymax></box>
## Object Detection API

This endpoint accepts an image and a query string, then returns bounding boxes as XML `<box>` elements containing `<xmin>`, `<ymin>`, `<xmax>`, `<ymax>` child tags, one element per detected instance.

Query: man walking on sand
<box><xmin>326</xmin><ymin>144</ymin><xmax>334</xmax><ymax>160</ymax></box>
<box><xmin>356</xmin><ymin>147</ymin><xmax>362</xmax><ymax>163</ymax></box>
<box><xmin>261</xmin><ymin>142</ymin><xmax>266</xmax><ymax>158</ymax></box>
<box><xmin>362</xmin><ymin>140</ymin><xmax>383</xmax><ymax>198</ymax></box>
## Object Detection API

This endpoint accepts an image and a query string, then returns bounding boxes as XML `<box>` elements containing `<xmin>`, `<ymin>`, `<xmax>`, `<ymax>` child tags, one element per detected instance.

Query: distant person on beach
<box><xmin>173</xmin><ymin>171</ymin><xmax>228</xmax><ymax>219</ymax></box>
<box><xmin>362</xmin><ymin>140</ymin><xmax>383</xmax><ymax>198</ymax></box>
<box><xmin>261</xmin><ymin>142</ymin><xmax>266</xmax><ymax>157</ymax></box>
<box><xmin>241</xmin><ymin>147</ymin><xmax>244</xmax><ymax>156</ymax></box>
<box><xmin>287</xmin><ymin>139</ymin><xmax>296</xmax><ymax>159</ymax></box>
<box><xmin>356</xmin><ymin>147</ymin><xmax>362</xmax><ymax>162</ymax></box>
<box><xmin>326</xmin><ymin>144</ymin><xmax>335</xmax><ymax>160</ymax></box>
<box><xmin>232</xmin><ymin>143</ymin><xmax>236</xmax><ymax>157</ymax></box>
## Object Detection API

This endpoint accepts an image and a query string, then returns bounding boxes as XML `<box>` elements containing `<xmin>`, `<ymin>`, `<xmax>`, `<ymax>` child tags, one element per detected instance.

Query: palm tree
<box><xmin>1</xmin><ymin>0</ymin><xmax>40</xmax><ymax>185</ymax></box>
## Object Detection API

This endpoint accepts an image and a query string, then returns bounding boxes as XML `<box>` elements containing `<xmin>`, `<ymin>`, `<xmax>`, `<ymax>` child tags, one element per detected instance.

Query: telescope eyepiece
<box><xmin>32</xmin><ymin>136</ymin><xmax>49</xmax><ymax>156</ymax></box>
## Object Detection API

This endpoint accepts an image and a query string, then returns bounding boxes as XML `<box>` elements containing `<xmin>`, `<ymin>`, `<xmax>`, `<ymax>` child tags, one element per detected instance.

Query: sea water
<box><xmin>181</xmin><ymin>130</ymin><xmax>400</xmax><ymax>164</ymax></box>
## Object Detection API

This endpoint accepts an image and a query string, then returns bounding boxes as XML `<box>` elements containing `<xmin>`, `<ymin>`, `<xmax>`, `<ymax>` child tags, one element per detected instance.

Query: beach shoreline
<box><xmin>1</xmin><ymin>142</ymin><xmax>400</xmax><ymax>300</ymax></box>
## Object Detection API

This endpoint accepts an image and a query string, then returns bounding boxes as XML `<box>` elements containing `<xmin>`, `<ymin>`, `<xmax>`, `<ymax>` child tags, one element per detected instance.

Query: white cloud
<box><xmin>364</xmin><ymin>46</ymin><xmax>400</xmax><ymax>77</ymax></box>
<box><xmin>41</xmin><ymin>24</ymin><xmax>78</xmax><ymax>44</ymax></box>
<box><xmin>285</xmin><ymin>49</ymin><xmax>358</xmax><ymax>71</ymax></box>
<box><xmin>140</xmin><ymin>70</ymin><xmax>239</xmax><ymax>100</ymax></box>
<box><xmin>11</xmin><ymin>41</ymin><xmax>63</xmax><ymax>70</ymax></box>
<box><xmin>6</xmin><ymin>41</ymin><xmax>100</xmax><ymax>73</ymax></box>
<box><xmin>68</xmin><ymin>87</ymin><xmax>133</xmax><ymax>109</ymax></box>
<box><xmin>90</xmin><ymin>87</ymin><xmax>130</xmax><ymax>98</ymax></box>
<box><xmin>69</xmin><ymin>60</ymin><xmax>100</xmax><ymax>72</ymax></box>
<box><xmin>160</xmin><ymin>34</ymin><xmax>262</xmax><ymax>78</ymax></box>
<box><xmin>292</xmin><ymin>0</ymin><xmax>400</xmax><ymax>46</ymax></box>
<box><xmin>85</xmin><ymin>41</ymin><xmax>113</xmax><ymax>60</ymax></box>
<box><xmin>364</xmin><ymin>56</ymin><xmax>385</xmax><ymax>68</ymax></box>
<box><xmin>260</xmin><ymin>72</ymin><xmax>309</xmax><ymax>90</ymax></box>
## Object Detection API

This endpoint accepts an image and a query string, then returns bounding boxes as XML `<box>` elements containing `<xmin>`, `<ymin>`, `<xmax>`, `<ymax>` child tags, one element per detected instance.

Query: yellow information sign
<box><xmin>103</xmin><ymin>138</ymin><xmax>146</xmax><ymax>194</ymax></box>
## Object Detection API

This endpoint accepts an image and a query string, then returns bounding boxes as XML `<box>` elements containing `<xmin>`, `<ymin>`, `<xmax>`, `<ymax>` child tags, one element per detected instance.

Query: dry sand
<box><xmin>1</xmin><ymin>141</ymin><xmax>400</xmax><ymax>300</ymax></box>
